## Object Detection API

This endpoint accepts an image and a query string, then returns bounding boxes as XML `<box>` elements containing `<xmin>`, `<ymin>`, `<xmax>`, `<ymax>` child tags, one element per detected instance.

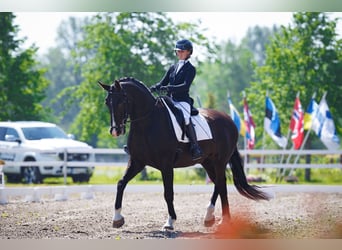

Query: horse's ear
<box><xmin>114</xmin><ymin>80</ymin><xmax>122</xmax><ymax>91</ymax></box>
<box><xmin>98</xmin><ymin>81</ymin><xmax>110</xmax><ymax>91</ymax></box>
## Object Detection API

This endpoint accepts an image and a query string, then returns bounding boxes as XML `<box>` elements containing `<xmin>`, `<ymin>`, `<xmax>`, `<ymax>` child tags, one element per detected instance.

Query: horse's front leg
<box><xmin>113</xmin><ymin>159</ymin><xmax>145</xmax><ymax>228</ymax></box>
<box><xmin>161</xmin><ymin>167</ymin><xmax>176</xmax><ymax>230</ymax></box>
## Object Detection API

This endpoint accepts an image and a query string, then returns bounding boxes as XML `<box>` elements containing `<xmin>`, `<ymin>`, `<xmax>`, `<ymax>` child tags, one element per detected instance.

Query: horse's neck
<box><xmin>125</xmin><ymin>84</ymin><xmax>155</xmax><ymax>121</ymax></box>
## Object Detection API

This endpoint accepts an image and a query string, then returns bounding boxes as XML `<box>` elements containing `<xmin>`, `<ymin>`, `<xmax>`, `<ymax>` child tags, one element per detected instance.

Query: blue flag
<box><xmin>264</xmin><ymin>96</ymin><xmax>287</xmax><ymax>147</ymax></box>
<box><xmin>228</xmin><ymin>97</ymin><xmax>245</xmax><ymax>136</ymax></box>
<box><xmin>312</xmin><ymin>96</ymin><xmax>340</xmax><ymax>150</ymax></box>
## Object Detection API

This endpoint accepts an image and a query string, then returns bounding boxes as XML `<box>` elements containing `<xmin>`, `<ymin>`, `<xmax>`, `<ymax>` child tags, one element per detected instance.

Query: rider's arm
<box><xmin>167</xmin><ymin>66</ymin><xmax>196</xmax><ymax>93</ymax></box>
<box><xmin>153</xmin><ymin>65</ymin><xmax>174</xmax><ymax>89</ymax></box>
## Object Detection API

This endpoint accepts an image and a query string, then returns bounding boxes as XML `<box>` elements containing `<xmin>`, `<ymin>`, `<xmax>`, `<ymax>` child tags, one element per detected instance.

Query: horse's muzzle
<box><xmin>110</xmin><ymin>125</ymin><xmax>125</xmax><ymax>137</ymax></box>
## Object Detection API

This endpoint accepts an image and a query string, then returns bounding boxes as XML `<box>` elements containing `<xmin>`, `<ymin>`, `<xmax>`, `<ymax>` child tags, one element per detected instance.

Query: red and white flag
<box><xmin>243</xmin><ymin>97</ymin><xmax>256</xmax><ymax>149</ymax></box>
<box><xmin>289</xmin><ymin>96</ymin><xmax>304</xmax><ymax>149</ymax></box>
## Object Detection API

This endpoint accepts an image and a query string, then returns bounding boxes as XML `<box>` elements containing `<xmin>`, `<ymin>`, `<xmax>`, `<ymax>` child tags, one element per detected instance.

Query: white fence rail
<box><xmin>241</xmin><ymin>149</ymin><xmax>342</xmax><ymax>169</ymax></box>
<box><xmin>0</xmin><ymin>148</ymin><xmax>341</xmax><ymax>174</ymax></box>
<box><xmin>0</xmin><ymin>148</ymin><xmax>341</xmax><ymax>204</ymax></box>
<box><xmin>1</xmin><ymin>148</ymin><xmax>341</xmax><ymax>167</ymax></box>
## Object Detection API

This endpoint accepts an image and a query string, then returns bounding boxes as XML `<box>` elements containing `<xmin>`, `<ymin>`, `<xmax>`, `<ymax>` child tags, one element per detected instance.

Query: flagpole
<box><xmin>280</xmin><ymin>91</ymin><xmax>300</xmax><ymax>181</ymax></box>
<box><xmin>244</xmin><ymin>128</ymin><xmax>248</xmax><ymax>175</ymax></box>
<box><xmin>279</xmin><ymin>144</ymin><xmax>295</xmax><ymax>181</ymax></box>
<box><xmin>242</xmin><ymin>91</ymin><xmax>248</xmax><ymax>174</ymax></box>
<box><xmin>280</xmin><ymin>91</ymin><xmax>299</xmax><ymax>181</ymax></box>
<box><xmin>290</xmin><ymin>121</ymin><xmax>313</xmax><ymax>172</ymax></box>
<box><xmin>264</xmin><ymin>90</ymin><xmax>288</xmax><ymax>165</ymax></box>
<box><xmin>261</xmin><ymin>90</ymin><xmax>268</xmax><ymax>165</ymax></box>
<box><xmin>243</xmin><ymin>91</ymin><xmax>257</xmax><ymax>177</ymax></box>
<box><xmin>277</xmin><ymin>129</ymin><xmax>291</xmax><ymax>182</ymax></box>
<box><xmin>290</xmin><ymin>92</ymin><xmax>323</xmax><ymax>174</ymax></box>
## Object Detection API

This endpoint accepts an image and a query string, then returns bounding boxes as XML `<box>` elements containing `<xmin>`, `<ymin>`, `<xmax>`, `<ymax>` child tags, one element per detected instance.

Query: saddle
<box><xmin>161</xmin><ymin>96</ymin><xmax>199</xmax><ymax>118</ymax></box>
<box><xmin>160</xmin><ymin>96</ymin><xmax>186</xmax><ymax>139</ymax></box>
<box><xmin>159</xmin><ymin>96</ymin><xmax>212</xmax><ymax>142</ymax></box>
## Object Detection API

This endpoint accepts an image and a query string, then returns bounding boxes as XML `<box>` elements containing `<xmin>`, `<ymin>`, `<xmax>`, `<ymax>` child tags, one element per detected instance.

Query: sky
<box><xmin>14</xmin><ymin>12</ymin><xmax>342</xmax><ymax>55</ymax></box>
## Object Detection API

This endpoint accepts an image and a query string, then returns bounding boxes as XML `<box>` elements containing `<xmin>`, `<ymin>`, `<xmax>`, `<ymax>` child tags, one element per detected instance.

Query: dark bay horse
<box><xmin>98</xmin><ymin>77</ymin><xmax>270</xmax><ymax>230</ymax></box>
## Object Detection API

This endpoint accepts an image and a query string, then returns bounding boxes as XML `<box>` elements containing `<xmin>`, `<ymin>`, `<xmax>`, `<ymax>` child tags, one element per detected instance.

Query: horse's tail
<box><xmin>229</xmin><ymin>148</ymin><xmax>271</xmax><ymax>201</ymax></box>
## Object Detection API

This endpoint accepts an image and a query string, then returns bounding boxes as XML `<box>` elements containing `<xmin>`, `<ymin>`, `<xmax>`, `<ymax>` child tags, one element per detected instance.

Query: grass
<box><xmin>89</xmin><ymin>166</ymin><xmax>208</xmax><ymax>185</ymax></box>
<box><xmin>90</xmin><ymin>166</ymin><xmax>342</xmax><ymax>185</ymax></box>
<box><xmin>3</xmin><ymin>165</ymin><xmax>342</xmax><ymax>186</ymax></box>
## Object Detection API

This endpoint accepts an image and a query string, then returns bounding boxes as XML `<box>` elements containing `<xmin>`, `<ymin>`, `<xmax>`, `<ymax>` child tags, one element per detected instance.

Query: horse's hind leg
<box><xmin>204</xmin><ymin>186</ymin><xmax>218</xmax><ymax>227</ymax></box>
<box><xmin>113</xmin><ymin>159</ymin><xmax>145</xmax><ymax>228</ymax></box>
<box><xmin>202</xmin><ymin>160</ymin><xmax>219</xmax><ymax>227</ymax></box>
<box><xmin>215</xmin><ymin>163</ymin><xmax>231</xmax><ymax>224</ymax></box>
<box><xmin>161</xmin><ymin>166</ymin><xmax>177</xmax><ymax>230</ymax></box>
<box><xmin>205</xmin><ymin>160</ymin><xmax>231</xmax><ymax>224</ymax></box>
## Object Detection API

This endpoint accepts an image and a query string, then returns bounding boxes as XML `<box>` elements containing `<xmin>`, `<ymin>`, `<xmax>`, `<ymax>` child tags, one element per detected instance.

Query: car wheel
<box><xmin>72</xmin><ymin>175</ymin><xmax>79</xmax><ymax>183</ymax></box>
<box><xmin>72</xmin><ymin>174</ymin><xmax>90</xmax><ymax>183</ymax></box>
<box><xmin>5</xmin><ymin>174</ymin><xmax>22</xmax><ymax>183</ymax></box>
<box><xmin>80</xmin><ymin>174</ymin><xmax>90</xmax><ymax>183</ymax></box>
<box><xmin>21</xmin><ymin>159</ymin><xmax>42</xmax><ymax>184</ymax></box>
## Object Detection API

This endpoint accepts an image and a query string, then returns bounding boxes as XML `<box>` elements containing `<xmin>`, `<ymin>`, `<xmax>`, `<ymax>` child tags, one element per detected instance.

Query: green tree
<box><xmin>195</xmin><ymin>25</ymin><xmax>279</xmax><ymax>115</ymax></box>
<box><xmin>42</xmin><ymin>48</ymin><xmax>76</xmax><ymax>126</ymax></box>
<box><xmin>0</xmin><ymin>13</ymin><xmax>49</xmax><ymax>121</ymax></box>
<box><xmin>195</xmin><ymin>40</ymin><xmax>255</xmax><ymax>112</ymax></box>
<box><xmin>41</xmin><ymin>16</ymin><xmax>91</xmax><ymax>130</ymax></box>
<box><xmin>244</xmin><ymin>25</ymin><xmax>279</xmax><ymax>66</ymax></box>
<box><xmin>70</xmin><ymin>12</ymin><xmax>211</xmax><ymax>147</ymax></box>
<box><xmin>247</xmin><ymin>12</ymin><xmax>342</xmax><ymax>149</ymax></box>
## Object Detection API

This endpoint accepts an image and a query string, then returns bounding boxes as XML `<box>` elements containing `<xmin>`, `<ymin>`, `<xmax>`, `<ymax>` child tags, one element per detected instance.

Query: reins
<box><xmin>126</xmin><ymin>108</ymin><xmax>153</xmax><ymax>123</ymax></box>
<box><xmin>116</xmin><ymin>79</ymin><xmax>167</xmax><ymax>125</ymax></box>
<box><xmin>123</xmin><ymin>88</ymin><xmax>159</xmax><ymax>124</ymax></box>
<box><xmin>126</xmin><ymin>96</ymin><xmax>164</xmax><ymax>124</ymax></box>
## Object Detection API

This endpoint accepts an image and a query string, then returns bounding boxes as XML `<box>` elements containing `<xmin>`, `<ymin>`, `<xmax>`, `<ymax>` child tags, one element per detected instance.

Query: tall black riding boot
<box><xmin>185</xmin><ymin>120</ymin><xmax>202</xmax><ymax>161</ymax></box>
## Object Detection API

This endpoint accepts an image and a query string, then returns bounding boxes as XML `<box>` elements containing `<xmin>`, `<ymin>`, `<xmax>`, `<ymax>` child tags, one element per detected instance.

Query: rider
<box><xmin>150</xmin><ymin>39</ymin><xmax>202</xmax><ymax>161</ymax></box>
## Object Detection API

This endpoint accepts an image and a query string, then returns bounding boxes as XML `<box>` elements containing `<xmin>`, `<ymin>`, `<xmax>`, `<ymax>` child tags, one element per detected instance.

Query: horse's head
<box><xmin>98</xmin><ymin>80</ymin><xmax>128</xmax><ymax>137</ymax></box>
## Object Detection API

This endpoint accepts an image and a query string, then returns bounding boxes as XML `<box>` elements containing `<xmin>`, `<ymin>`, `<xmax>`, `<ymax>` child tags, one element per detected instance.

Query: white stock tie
<box><xmin>176</xmin><ymin>60</ymin><xmax>185</xmax><ymax>74</ymax></box>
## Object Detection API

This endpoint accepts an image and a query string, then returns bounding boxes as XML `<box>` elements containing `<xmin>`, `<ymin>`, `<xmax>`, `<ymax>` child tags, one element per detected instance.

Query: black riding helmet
<box><xmin>174</xmin><ymin>39</ymin><xmax>193</xmax><ymax>55</ymax></box>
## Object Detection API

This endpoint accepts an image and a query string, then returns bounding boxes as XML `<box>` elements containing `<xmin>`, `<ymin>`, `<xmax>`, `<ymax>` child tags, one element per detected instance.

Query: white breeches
<box><xmin>173</xmin><ymin>101</ymin><xmax>191</xmax><ymax>125</ymax></box>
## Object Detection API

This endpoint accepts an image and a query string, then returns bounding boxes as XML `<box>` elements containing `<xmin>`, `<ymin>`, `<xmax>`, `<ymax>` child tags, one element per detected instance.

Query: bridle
<box><xmin>107</xmin><ymin>85</ymin><xmax>153</xmax><ymax>135</ymax></box>
<box><xmin>107</xmin><ymin>87</ymin><xmax>129</xmax><ymax>135</ymax></box>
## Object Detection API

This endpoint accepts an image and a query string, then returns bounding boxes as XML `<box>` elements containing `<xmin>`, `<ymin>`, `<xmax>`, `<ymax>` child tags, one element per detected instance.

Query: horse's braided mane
<box><xmin>118</xmin><ymin>77</ymin><xmax>151</xmax><ymax>93</ymax></box>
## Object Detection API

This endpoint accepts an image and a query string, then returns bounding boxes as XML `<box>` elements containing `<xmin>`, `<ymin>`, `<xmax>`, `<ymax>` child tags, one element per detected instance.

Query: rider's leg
<box><xmin>174</xmin><ymin>101</ymin><xmax>202</xmax><ymax>161</ymax></box>
<box><xmin>185</xmin><ymin>118</ymin><xmax>202</xmax><ymax>160</ymax></box>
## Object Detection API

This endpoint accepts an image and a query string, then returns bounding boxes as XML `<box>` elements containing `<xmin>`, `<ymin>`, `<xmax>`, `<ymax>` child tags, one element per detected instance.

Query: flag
<box><xmin>228</xmin><ymin>97</ymin><xmax>246</xmax><ymax>136</ymax></box>
<box><xmin>264</xmin><ymin>96</ymin><xmax>287</xmax><ymax>148</ymax></box>
<box><xmin>243</xmin><ymin>96</ymin><xmax>256</xmax><ymax>149</ymax></box>
<box><xmin>311</xmin><ymin>96</ymin><xmax>340</xmax><ymax>150</ymax></box>
<box><xmin>289</xmin><ymin>95</ymin><xmax>304</xmax><ymax>149</ymax></box>
<box><xmin>303</xmin><ymin>97</ymin><xmax>318</xmax><ymax>130</ymax></box>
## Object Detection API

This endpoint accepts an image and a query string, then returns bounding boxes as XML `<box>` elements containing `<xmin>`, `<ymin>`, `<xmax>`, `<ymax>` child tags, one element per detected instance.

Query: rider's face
<box><xmin>175</xmin><ymin>50</ymin><xmax>190</xmax><ymax>60</ymax></box>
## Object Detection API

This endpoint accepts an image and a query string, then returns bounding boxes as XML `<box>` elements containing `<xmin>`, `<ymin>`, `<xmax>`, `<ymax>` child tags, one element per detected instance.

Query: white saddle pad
<box><xmin>161</xmin><ymin>98</ymin><xmax>213</xmax><ymax>143</ymax></box>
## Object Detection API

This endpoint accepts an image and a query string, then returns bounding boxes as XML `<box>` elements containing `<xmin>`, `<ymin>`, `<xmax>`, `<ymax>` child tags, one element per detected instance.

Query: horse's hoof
<box><xmin>113</xmin><ymin>217</ymin><xmax>125</xmax><ymax>228</ymax></box>
<box><xmin>162</xmin><ymin>216</ymin><xmax>175</xmax><ymax>231</ymax></box>
<box><xmin>162</xmin><ymin>225</ymin><xmax>174</xmax><ymax>231</ymax></box>
<box><xmin>204</xmin><ymin>217</ymin><xmax>216</xmax><ymax>227</ymax></box>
